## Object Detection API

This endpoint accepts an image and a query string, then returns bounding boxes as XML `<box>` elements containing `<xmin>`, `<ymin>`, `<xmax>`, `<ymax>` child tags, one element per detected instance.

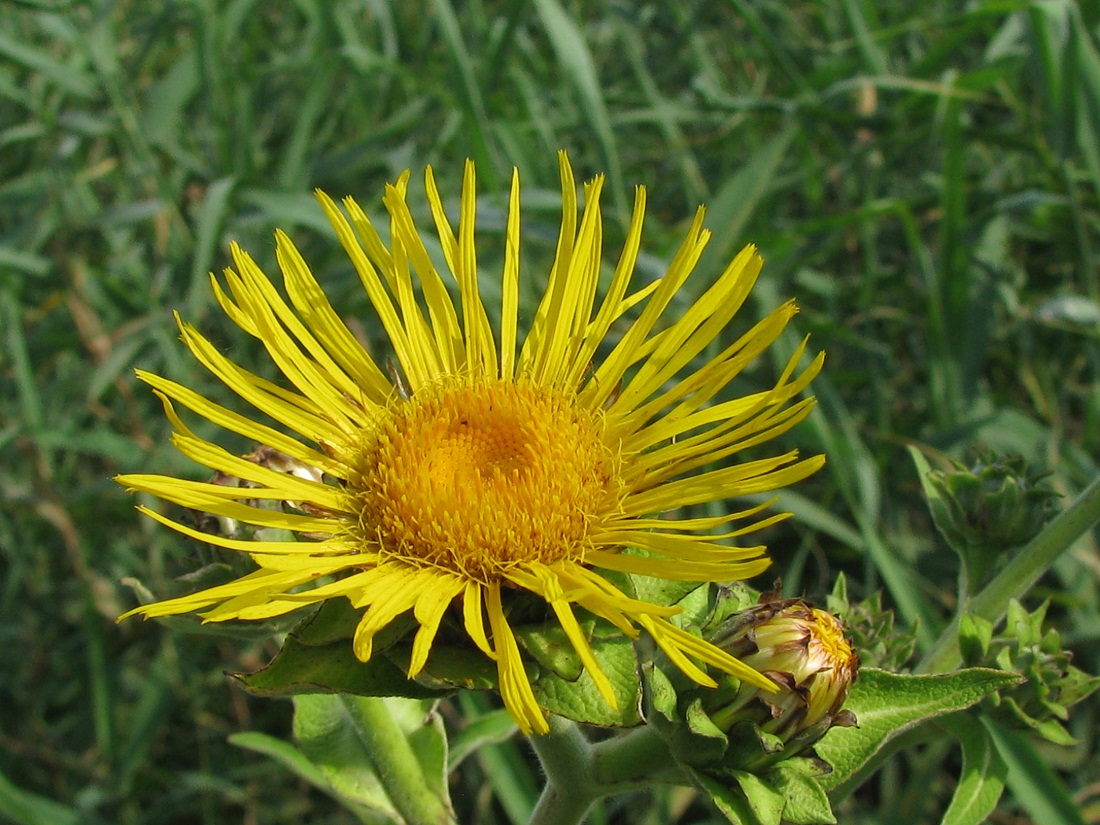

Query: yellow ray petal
<box><xmin>463</xmin><ymin>581</ymin><xmax>496</xmax><ymax>660</ymax></box>
<box><xmin>408</xmin><ymin>574</ymin><xmax>466</xmax><ymax>677</ymax></box>
<box><xmin>275</xmin><ymin>228</ymin><xmax>393</xmax><ymax>401</ymax></box>
<box><xmin>487</xmin><ymin>581</ymin><xmax>548</xmax><ymax>735</ymax></box>
<box><xmin>500</xmin><ymin>168</ymin><xmax>521</xmax><ymax>379</ymax></box>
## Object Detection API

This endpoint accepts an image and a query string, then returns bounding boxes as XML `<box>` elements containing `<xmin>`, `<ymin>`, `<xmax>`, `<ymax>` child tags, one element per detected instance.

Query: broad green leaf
<box><xmin>732</xmin><ymin>770</ymin><xmax>786</xmax><ymax>825</ymax></box>
<box><xmin>516</xmin><ymin>621</ymin><xmax>584</xmax><ymax>681</ymax></box>
<box><xmin>387</xmin><ymin>642</ymin><xmax>500</xmax><ymax>692</ymax></box>
<box><xmin>291</xmin><ymin>695</ymin><xmax>402</xmax><ymax>824</ymax></box>
<box><xmin>532</xmin><ymin>633</ymin><xmax>643</xmax><ymax>726</ymax></box>
<box><xmin>292</xmin><ymin>695</ymin><xmax>451</xmax><ymax>825</ymax></box>
<box><xmin>233</xmin><ymin>635</ymin><xmax>450</xmax><ymax>699</ymax></box>
<box><xmin>767</xmin><ymin>760</ymin><xmax>836</xmax><ymax>825</ymax></box>
<box><xmin>940</xmin><ymin>715</ymin><xmax>1007</xmax><ymax>825</ymax></box>
<box><xmin>295</xmin><ymin>598</ymin><xmax>366</xmax><ymax>646</ymax></box>
<box><xmin>817</xmin><ymin>668</ymin><xmax>1020</xmax><ymax>791</ymax></box>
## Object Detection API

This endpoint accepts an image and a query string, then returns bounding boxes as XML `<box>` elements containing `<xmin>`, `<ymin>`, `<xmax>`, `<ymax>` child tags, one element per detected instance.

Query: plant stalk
<box><xmin>919</xmin><ymin>472</ymin><xmax>1100</xmax><ymax>673</ymax></box>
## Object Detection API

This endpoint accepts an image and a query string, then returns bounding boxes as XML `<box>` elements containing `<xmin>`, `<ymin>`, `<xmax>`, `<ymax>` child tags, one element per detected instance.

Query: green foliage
<box><xmin>960</xmin><ymin>600</ymin><xmax>1100</xmax><ymax>744</ymax></box>
<box><xmin>4</xmin><ymin>1</ymin><xmax>1100</xmax><ymax>823</ymax></box>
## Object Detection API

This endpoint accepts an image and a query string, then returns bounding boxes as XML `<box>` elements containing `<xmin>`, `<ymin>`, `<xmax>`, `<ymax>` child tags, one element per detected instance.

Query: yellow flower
<box><xmin>119</xmin><ymin>152</ymin><xmax>824</xmax><ymax>735</ymax></box>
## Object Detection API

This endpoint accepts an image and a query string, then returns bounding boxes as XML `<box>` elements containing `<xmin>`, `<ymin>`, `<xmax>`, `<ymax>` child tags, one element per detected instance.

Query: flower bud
<box><xmin>708</xmin><ymin>599</ymin><xmax>859</xmax><ymax>747</ymax></box>
<box><xmin>927</xmin><ymin>452</ymin><xmax>1059</xmax><ymax>554</ymax></box>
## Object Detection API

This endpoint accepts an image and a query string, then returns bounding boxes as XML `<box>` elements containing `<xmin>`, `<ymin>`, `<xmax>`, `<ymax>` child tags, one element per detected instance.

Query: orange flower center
<box><xmin>351</xmin><ymin>380</ymin><xmax>617</xmax><ymax>581</ymax></box>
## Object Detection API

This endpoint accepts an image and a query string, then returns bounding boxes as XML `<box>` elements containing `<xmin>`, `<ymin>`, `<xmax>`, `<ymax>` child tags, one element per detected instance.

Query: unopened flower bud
<box><xmin>708</xmin><ymin>599</ymin><xmax>859</xmax><ymax>748</ymax></box>
<box><xmin>927</xmin><ymin>452</ymin><xmax>1059</xmax><ymax>553</ymax></box>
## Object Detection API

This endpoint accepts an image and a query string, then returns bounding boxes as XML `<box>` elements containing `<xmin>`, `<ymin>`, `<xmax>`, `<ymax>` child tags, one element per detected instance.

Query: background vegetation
<box><xmin>3</xmin><ymin>0</ymin><xmax>1100</xmax><ymax>822</ymax></box>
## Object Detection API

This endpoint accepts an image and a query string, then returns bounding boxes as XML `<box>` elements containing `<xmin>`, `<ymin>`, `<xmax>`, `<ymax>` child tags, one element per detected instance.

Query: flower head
<box><xmin>119</xmin><ymin>152</ymin><xmax>824</xmax><ymax>734</ymax></box>
<box><xmin>709</xmin><ymin>599</ymin><xmax>859</xmax><ymax>743</ymax></box>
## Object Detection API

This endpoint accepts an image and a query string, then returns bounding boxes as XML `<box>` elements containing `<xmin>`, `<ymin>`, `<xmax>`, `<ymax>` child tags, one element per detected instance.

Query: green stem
<box><xmin>590</xmin><ymin>724</ymin><xmax>686</xmax><ymax>788</ymax></box>
<box><xmin>527</xmin><ymin>719</ymin><xmax>686</xmax><ymax>825</ymax></box>
<box><xmin>919</xmin><ymin>472</ymin><xmax>1100</xmax><ymax>673</ymax></box>
<box><xmin>342</xmin><ymin>696</ymin><xmax>453</xmax><ymax>825</ymax></box>
<box><xmin>527</xmin><ymin>717</ymin><xmax>597</xmax><ymax>825</ymax></box>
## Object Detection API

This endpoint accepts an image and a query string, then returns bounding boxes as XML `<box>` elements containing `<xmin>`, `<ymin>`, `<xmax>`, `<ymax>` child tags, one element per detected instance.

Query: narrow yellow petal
<box><xmin>118</xmin><ymin>476</ymin><xmax>343</xmax><ymax>535</ymax></box>
<box><xmin>408</xmin><ymin>574</ymin><xmax>465</xmax><ymax>677</ymax></box>
<box><xmin>583</xmin><ymin>207</ymin><xmax>709</xmax><ymax>410</ymax></box>
<box><xmin>382</xmin><ymin>186</ymin><xmax>462</xmax><ymax>373</ymax></box>
<box><xmin>132</xmin><ymin>505</ymin><xmax>351</xmax><ymax>557</ymax></box>
<box><xmin>622</xmin><ymin>452</ymin><xmax>824</xmax><ymax>516</ymax></box>
<box><xmin>462</xmin><ymin>581</ymin><xmax>496</xmax><ymax>660</ymax></box>
<box><xmin>275</xmin><ymin>228</ymin><xmax>394</xmax><ymax>402</ymax></box>
<box><xmin>120</xmin><ymin>568</ymin><xmax>314</xmax><ymax>620</ymax></box>
<box><xmin>487</xmin><ymin>581</ymin><xmax>548</xmax><ymax>735</ymax></box>
<box><xmin>641</xmin><ymin>615</ymin><xmax>777</xmax><ymax>693</ymax></box>
<box><xmin>353</xmin><ymin>571</ymin><xmax>426</xmax><ymax>661</ymax></box>
<box><xmin>316</xmin><ymin>192</ymin><xmax>430</xmax><ymax>391</ymax></box>
<box><xmin>565</xmin><ymin>184</ymin><xmax>646</xmax><ymax>391</ymax></box>
<box><xmin>500</xmin><ymin>168</ymin><xmax>521</xmax><ymax>379</ymax></box>
<box><xmin>612</xmin><ymin>245</ymin><xmax>762</xmax><ymax>413</ymax></box>
<box><xmin>588</xmin><ymin>549</ymin><xmax>772</xmax><ymax>582</ymax></box>
<box><xmin>518</xmin><ymin>150</ymin><xmax>577</xmax><ymax>374</ymax></box>
<box><xmin>516</xmin><ymin>566</ymin><xmax>617</xmax><ymax>708</ymax></box>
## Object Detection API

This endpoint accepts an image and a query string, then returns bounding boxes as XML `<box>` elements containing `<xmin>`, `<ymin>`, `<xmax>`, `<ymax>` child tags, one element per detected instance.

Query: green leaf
<box><xmin>386</xmin><ymin>642</ymin><xmax>500</xmax><ymax>692</ymax></box>
<box><xmin>228</xmin><ymin>731</ymin><xmax>330</xmax><ymax>791</ymax></box>
<box><xmin>295</xmin><ymin>598</ymin><xmax>365</xmax><ymax>645</ymax></box>
<box><xmin>532</xmin><ymin>633</ymin><xmax>642</xmax><ymax>726</ymax></box>
<box><xmin>940</xmin><ymin>715</ymin><xmax>1007</xmax><ymax>825</ymax></box>
<box><xmin>767</xmin><ymin>760</ymin><xmax>836</xmax><ymax>825</ymax></box>
<box><xmin>291</xmin><ymin>695</ymin><xmax>452</xmax><ymax>825</ymax></box>
<box><xmin>690</xmin><ymin>768</ymin><xmax>758</xmax><ymax>825</ymax></box>
<box><xmin>817</xmin><ymin>668</ymin><xmax>1020</xmax><ymax>791</ymax></box>
<box><xmin>232</xmin><ymin>635</ymin><xmax>451</xmax><ymax>700</ymax></box>
<box><xmin>982</xmin><ymin>717</ymin><xmax>1088</xmax><ymax>825</ymax></box>
<box><xmin>516</xmin><ymin>620</ymin><xmax>584</xmax><ymax>681</ymax></box>
<box><xmin>291</xmin><ymin>695</ymin><xmax>403</xmax><ymax>824</ymax></box>
<box><xmin>732</xmin><ymin>770</ymin><xmax>786</xmax><ymax>825</ymax></box>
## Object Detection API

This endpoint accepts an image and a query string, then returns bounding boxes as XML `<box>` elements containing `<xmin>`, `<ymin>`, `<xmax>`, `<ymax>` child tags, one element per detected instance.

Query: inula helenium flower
<box><xmin>119</xmin><ymin>152</ymin><xmax>824</xmax><ymax>734</ymax></box>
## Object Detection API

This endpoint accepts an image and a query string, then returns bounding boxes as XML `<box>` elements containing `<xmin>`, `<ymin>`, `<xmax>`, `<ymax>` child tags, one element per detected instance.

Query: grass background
<box><xmin>3</xmin><ymin>0</ymin><xmax>1100</xmax><ymax>822</ymax></box>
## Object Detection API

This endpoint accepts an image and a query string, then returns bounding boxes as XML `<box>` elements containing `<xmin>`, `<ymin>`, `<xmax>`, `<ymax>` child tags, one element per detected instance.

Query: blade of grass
<box><xmin>530</xmin><ymin>0</ymin><xmax>626</xmax><ymax>226</ymax></box>
<box><xmin>982</xmin><ymin>718</ymin><xmax>1087</xmax><ymax>825</ymax></box>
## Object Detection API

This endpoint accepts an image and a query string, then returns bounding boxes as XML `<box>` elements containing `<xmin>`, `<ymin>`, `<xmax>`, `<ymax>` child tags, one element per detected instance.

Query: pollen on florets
<box><xmin>349</xmin><ymin>378</ymin><xmax>620</xmax><ymax>582</ymax></box>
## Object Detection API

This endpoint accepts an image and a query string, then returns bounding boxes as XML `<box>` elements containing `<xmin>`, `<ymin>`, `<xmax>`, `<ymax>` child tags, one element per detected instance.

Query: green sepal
<box><xmin>688</xmin><ymin>768</ymin><xmax>766</xmax><ymax>825</ymax></box>
<box><xmin>703</xmin><ymin>583</ymin><xmax>764</xmax><ymax>634</ymax></box>
<box><xmin>688</xmin><ymin>759</ymin><xmax>839</xmax><ymax>825</ymax></box>
<box><xmin>816</xmin><ymin>668</ymin><xmax>1021</xmax><ymax>793</ymax></box>
<box><xmin>731</xmin><ymin>769</ymin><xmax>786</xmax><ymax>825</ymax></box>
<box><xmin>958</xmin><ymin>612</ymin><xmax>994</xmax><ymax>665</ymax></box>
<box><xmin>645</xmin><ymin>664</ymin><xmax>730</xmax><ymax>766</ymax></box>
